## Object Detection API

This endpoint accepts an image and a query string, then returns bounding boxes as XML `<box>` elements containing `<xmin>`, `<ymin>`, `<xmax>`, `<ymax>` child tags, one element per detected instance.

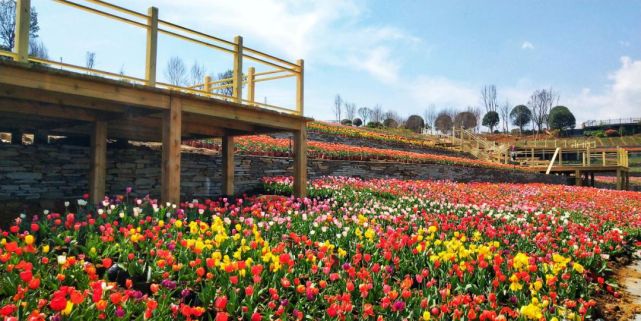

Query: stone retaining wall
<box><xmin>0</xmin><ymin>143</ymin><xmax>568</xmax><ymax>201</ymax></box>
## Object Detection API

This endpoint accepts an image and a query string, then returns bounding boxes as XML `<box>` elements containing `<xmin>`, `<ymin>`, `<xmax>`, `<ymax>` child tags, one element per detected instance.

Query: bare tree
<box><xmin>28</xmin><ymin>39</ymin><xmax>47</xmax><ymax>59</ymax></box>
<box><xmin>528</xmin><ymin>88</ymin><xmax>559</xmax><ymax>132</ymax></box>
<box><xmin>0</xmin><ymin>0</ymin><xmax>39</xmax><ymax>50</ymax></box>
<box><xmin>481</xmin><ymin>85</ymin><xmax>499</xmax><ymax>113</ymax></box>
<box><xmin>164</xmin><ymin>56</ymin><xmax>187</xmax><ymax>86</ymax></box>
<box><xmin>85</xmin><ymin>51</ymin><xmax>95</xmax><ymax>69</ymax></box>
<box><xmin>333</xmin><ymin>94</ymin><xmax>343</xmax><ymax>122</ymax></box>
<box><xmin>345</xmin><ymin>102</ymin><xmax>357</xmax><ymax>121</ymax></box>
<box><xmin>384</xmin><ymin>110</ymin><xmax>402</xmax><ymax>124</ymax></box>
<box><xmin>499</xmin><ymin>100</ymin><xmax>510</xmax><ymax>132</ymax></box>
<box><xmin>370</xmin><ymin>104</ymin><xmax>383</xmax><ymax>123</ymax></box>
<box><xmin>215</xmin><ymin>70</ymin><xmax>233</xmax><ymax>97</ymax></box>
<box><xmin>189</xmin><ymin>61</ymin><xmax>206</xmax><ymax>87</ymax></box>
<box><xmin>423</xmin><ymin>104</ymin><xmax>437</xmax><ymax>133</ymax></box>
<box><xmin>358</xmin><ymin>107</ymin><xmax>371</xmax><ymax>124</ymax></box>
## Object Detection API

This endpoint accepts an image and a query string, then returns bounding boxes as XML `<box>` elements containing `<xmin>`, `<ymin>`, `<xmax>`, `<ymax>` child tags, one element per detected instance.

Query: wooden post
<box><xmin>602</xmin><ymin>151</ymin><xmax>606</xmax><ymax>165</ymax></box>
<box><xmin>161</xmin><ymin>97</ymin><xmax>182</xmax><ymax>204</ymax></box>
<box><xmin>616</xmin><ymin>169</ymin><xmax>622</xmax><ymax>190</ymax></box>
<box><xmin>89</xmin><ymin>121</ymin><xmax>107</xmax><ymax>205</ymax></box>
<box><xmin>232</xmin><ymin>36</ymin><xmax>243</xmax><ymax>103</ymax></box>
<box><xmin>145</xmin><ymin>7</ymin><xmax>159</xmax><ymax>86</ymax></box>
<box><xmin>34</xmin><ymin>131</ymin><xmax>48</xmax><ymax>145</ymax></box>
<box><xmin>13</xmin><ymin>0</ymin><xmax>30</xmax><ymax>62</ymax></box>
<box><xmin>293</xmin><ymin>128</ymin><xmax>307</xmax><ymax>198</ymax></box>
<box><xmin>590</xmin><ymin>172</ymin><xmax>595</xmax><ymax>187</ymax></box>
<box><xmin>587</xmin><ymin>147</ymin><xmax>591</xmax><ymax>165</ymax></box>
<box><xmin>204</xmin><ymin>75</ymin><xmax>212</xmax><ymax>93</ymax></box>
<box><xmin>247</xmin><ymin>67</ymin><xmax>255</xmax><ymax>105</ymax></box>
<box><xmin>574</xmin><ymin>170</ymin><xmax>582</xmax><ymax>186</ymax></box>
<box><xmin>222</xmin><ymin>136</ymin><xmax>235</xmax><ymax>195</ymax></box>
<box><xmin>558</xmin><ymin>149</ymin><xmax>563</xmax><ymax>165</ymax></box>
<box><xmin>296</xmin><ymin>59</ymin><xmax>304</xmax><ymax>115</ymax></box>
<box><xmin>10</xmin><ymin>130</ymin><xmax>22</xmax><ymax>144</ymax></box>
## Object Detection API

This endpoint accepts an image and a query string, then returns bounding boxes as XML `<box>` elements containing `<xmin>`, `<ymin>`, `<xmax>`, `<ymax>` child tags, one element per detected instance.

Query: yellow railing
<box><xmin>3</xmin><ymin>0</ymin><xmax>304</xmax><ymax>115</ymax></box>
<box><xmin>510</xmin><ymin>147</ymin><xmax>629</xmax><ymax>168</ymax></box>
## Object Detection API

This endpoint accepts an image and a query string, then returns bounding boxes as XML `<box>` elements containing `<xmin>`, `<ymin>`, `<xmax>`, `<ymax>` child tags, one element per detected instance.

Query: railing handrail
<box><xmin>9</xmin><ymin>0</ymin><xmax>304</xmax><ymax>115</ymax></box>
<box><xmin>582</xmin><ymin>117</ymin><xmax>641</xmax><ymax>128</ymax></box>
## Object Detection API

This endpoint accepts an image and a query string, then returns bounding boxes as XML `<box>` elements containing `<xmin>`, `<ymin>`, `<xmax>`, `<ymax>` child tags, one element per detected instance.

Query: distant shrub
<box><xmin>352</xmin><ymin>118</ymin><xmax>363</xmax><ymax>127</ymax></box>
<box><xmin>383</xmin><ymin>118</ymin><xmax>398</xmax><ymax>128</ymax></box>
<box><xmin>340</xmin><ymin>119</ymin><xmax>352</xmax><ymax>126</ymax></box>
<box><xmin>366</xmin><ymin>121</ymin><xmax>383</xmax><ymax>129</ymax></box>
<box><xmin>405</xmin><ymin>115</ymin><xmax>425</xmax><ymax>133</ymax></box>
<box><xmin>605</xmin><ymin>128</ymin><xmax>619</xmax><ymax>137</ymax></box>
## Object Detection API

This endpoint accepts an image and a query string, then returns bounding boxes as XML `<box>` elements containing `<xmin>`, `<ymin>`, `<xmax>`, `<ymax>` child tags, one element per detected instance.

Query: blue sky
<box><xmin>30</xmin><ymin>0</ymin><xmax>641</xmax><ymax>124</ymax></box>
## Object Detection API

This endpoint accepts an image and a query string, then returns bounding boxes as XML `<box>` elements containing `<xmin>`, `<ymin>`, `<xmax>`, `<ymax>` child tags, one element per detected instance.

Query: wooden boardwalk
<box><xmin>0</xmin><ymin>0</ymin><xmax>311</xmax><ymax>203</ymax></box>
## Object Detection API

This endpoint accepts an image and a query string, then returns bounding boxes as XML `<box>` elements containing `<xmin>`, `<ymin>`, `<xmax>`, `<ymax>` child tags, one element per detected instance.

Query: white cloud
<box><xmin>521</xmin><ymin>41</ymin><xmax>535</xmax><ymax>50</ymax></box>
<box><xmin>566</xmin><ymin>56</ymin><xmax>641</xmax><ymax>123</ymax></box>
<box><xmin>153</xmin><ymin>0</ymin><xmax>417</xmax><ymax>83</ymax></box>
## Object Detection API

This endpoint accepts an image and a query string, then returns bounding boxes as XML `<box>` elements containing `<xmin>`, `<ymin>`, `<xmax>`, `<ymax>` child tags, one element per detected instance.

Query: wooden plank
<box><xmin>293</xmin><ymin>128</ymin><xmax>308</xmax><ymax>197</ymax></box>
<box><xmin>232</xmin><ymin>36</ymin><xmax>243</xmax><ymax>104</ymax></box>
<box><xmin>161</xmin><ymin>96</ymin><xmax>182</xmax><ymax>204</ymax></box>
<box><xmin>296</xmin><ymin>59</ymin><xmax>304</xmax><ymax>115</ymax></box>
<box><xmin>89</xmin><ymin>121</ymin><xmax>107</xmax><ymax>205</ymax></box>
<box><xmin>0</xmin><ymin>64</ymin><xmax>171</xmax><ymax>109</ymax></box>
<box><xmin>14</xmin><ymin>0</ymin><xmax>31</xmax><ymax>62</ymax></box>
<box><xmin>145</xmin><ymin>7</ymin><xmax>159</xmax><ymax>85</ymax></box>
<box><xmin>574</xmin><ymin>170</ymin><xmax>582</xmax><ymax>186</ymax></box>
<box><xmin>0</xmin><ymin>97</ymin><xmax>101</xmax><ymax>121</ymax></box>
<box><xmin>222</xmin><ymin>135</ymin><xmax>235</xmax><ymax>195</ymax></box>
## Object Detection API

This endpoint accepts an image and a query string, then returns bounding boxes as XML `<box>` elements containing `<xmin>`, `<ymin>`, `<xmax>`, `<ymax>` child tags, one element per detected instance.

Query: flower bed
<box><xmin>307</xmin><ymin>121</ymin><xmax>441</xmax><ymax>149</ymax></box>
<box><xmin>595</xmin><ymin>175</ymin><xmax>641</xmax><ymax>187</ymax></box>
<box><xmin>188</xmin><ymin>135</ymin><xmax>525</xmax><ymax>171</ymax></box>
<box><xmin>1</xmin><ymin>177</ymin><xmax>640</xmax><ymax>320</ymax></box>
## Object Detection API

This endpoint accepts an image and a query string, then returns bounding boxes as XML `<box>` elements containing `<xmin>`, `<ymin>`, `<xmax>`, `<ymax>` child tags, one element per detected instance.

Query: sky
<box><xmin>30</xmin><ymin>0</ymin><xmax>641</xmax><ymax>125</ymax></box>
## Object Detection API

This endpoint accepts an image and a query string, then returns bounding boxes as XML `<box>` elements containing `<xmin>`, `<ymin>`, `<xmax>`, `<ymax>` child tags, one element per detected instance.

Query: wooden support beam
<box><xmin>13</xmin><ymin>0</ymin><xmax>31</xmax><ymax>62</ymax></box>
<box><xmin>10</xmin><ymin>130</ymin><xmax>22</xmax><ymax>144</ymax></box>
<box><xmin>161</xmin><ymin>97</ymin><xmax>182</xmax><ymax>204</ymax></box>
<box><xmin>293</xmin><ymin>128</ymin><xmax>307</xmax><ymax>198</ymax></box>
<box><xmin>204</xmin><ymin>75</ymin><xmax>212</xmax><ymax>93</ymax></box>
<box><xmin>616</xmin><ymin>169</ymin><xmax>622</xmax><ymax>190</ymax></box>
<box><xmin>222</xmin><ymin>136</ymin><xmax>235</xmax><ymax>195</ymax></box>
<box><xmin>232</xmin><ymin>36</ymin><xmax>243</xmax><ymax>103</ymax></box>
<box><xmin>89</xmin><ymin>121</ymin><xmax>107</xmax><ymax>205</ymax></box>
<box><xmin>590</xmin><ymin>172</ymin><xmax>595</xmax><ymax>187</ymax></box>
<box><xmin>145</xmin><ymin>7</ymin><xmax>159</xmax><ymax>86</ymax></box>
<box><xmin>296</xmin><ymin>59</ymin><xmax>304</xmax><ymax>115</ymax></box>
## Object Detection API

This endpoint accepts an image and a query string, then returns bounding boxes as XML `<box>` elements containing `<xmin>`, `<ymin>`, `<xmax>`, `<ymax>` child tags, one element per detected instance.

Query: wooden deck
<box><xmin>0</xmin><ymin>61</ymin><xmax>311</xmax><ymax>202</ymax></box>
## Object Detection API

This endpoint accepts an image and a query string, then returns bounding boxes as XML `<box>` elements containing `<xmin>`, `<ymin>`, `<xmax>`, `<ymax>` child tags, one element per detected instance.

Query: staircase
<box><xmin>449</xmin><ymin>128</ymin><xmax>509</xmax><ymax>163</ymax></box>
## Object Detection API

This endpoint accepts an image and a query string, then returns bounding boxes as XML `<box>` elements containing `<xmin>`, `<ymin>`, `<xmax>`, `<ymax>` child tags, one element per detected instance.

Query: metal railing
<box><xmin>2</xmin><ymin>0</ymin><xmax>304</xmax><ymax>115</ymax></box>
<box><xmin>582</xmin><ymin>117</ymin><xmax>641</xmax><ymax>128</ymax></box>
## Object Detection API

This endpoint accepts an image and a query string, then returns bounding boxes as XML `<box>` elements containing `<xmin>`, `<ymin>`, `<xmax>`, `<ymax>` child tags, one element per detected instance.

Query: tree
<box><xmin>466</xmin><ymin>106</ymin><xmax>482</xmax><ymax>132</ymax></box>
<box><xmin>383</xmin><ymin>111</ymin><xmax>402</xmax><ymax>125</ymax></box>
<box><xmin>423</xmin><ymin>104</ymin><xmax>437</xmax><ymax>133</ymax></box>
<box><xmin>214</xmin><ymin>70</ymin><xmax>234</xmax><ymax>96</ymax></box>
<box><xmin>0</xmin><ymin>0</ymin><xmax>39</xmax><ymax>50</ymax></box>
<box><xmin>334</xmin><ymin>94</ymin><xmax>343</xmax><ymax>122</ymax></box>
<box><xmin>405</xmin><ymin>115</ymin><xmax>425</xmax><ymax>133</ymax></box>
<box><xmin>454</xmin><ymin>111</ymin><xmax>477</xmax><ymax>130</ymax></box>
<box><xmin>189</xmin><ymin>61</ymin><xmax>206</xmax><ymax>87</ymax></box>
<box><xmin>370</xmin><ymin>104</ymin><xmax>383</xmax><ymax>123</ymax></box>
<box><xmin>548</xmin><ymin>106</ymin><xmax>576</xmax><ymax>131</ymax></box>
<box><xmin>528</xmin><ymin>88</ymin><xmax>559</xmax><ymax>132</ymax></box>
<box><xmin>383</xmin><ymin>118</ymin><xmax>398</xmax><ymax>128</ymax></box>
<box><xmin>345</xmin><ymin>102</ymin><xmax>356</xmax><ymax>120</ymax></box>
<box><xmin>482</xmin><ymin>111</ymin><xmax>500</xmax><ymax>132</ymax></box>
<box><xmin>340</xmin><ymin>119</ymin><xmax>352</xmax><ymax>126</ymax></box>
<box><xmin>85</xmin><ymin>51</ymin><xmax>95</xmax><ymax>69</ymax></box>
<box><xmin>499</xmin><ymin>100</ymin><xmax>510</xmax><ymax>133</ymax></box>
<box><xmin>434</xmin><ymin>112</ymin><xmax>453</xmax><ymax>134</ymax></box>
<box><xmin>28</xmin><ymin>39</ymin><xmax>47</xmax><ymax>59</ymax></box>
<box><xmin>481</xmin><ymin>85</ymin><xmax>498</xmax><ymax>113</ymax></box>
<box><xmin>352</xmin><ymin>118</ymin><xmax>363</xmax><ymax>127</ymax></box>
<box><xmin>510</xmin><ymin>105</ymin><xmax>532</xmax><ymax>134</ymax></box>
<box><xmin>358</xmin><ymin>107</ymin><xmax>370</xmax><ymax>124</ymax></box>
<box><xmin>164</xmin><ymin>56</ymin><xmax>187</xmax><ymax>86</ymax></box>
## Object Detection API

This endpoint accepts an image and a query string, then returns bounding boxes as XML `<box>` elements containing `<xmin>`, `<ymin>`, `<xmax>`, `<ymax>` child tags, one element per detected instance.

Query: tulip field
<box><xmin>1</xmin><ymin>176</ymin><xmax>641</xmax><ymax>320</ymax></box>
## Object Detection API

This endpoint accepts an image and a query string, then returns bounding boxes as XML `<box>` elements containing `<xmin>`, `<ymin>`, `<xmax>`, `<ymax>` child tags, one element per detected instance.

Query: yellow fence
<box><xmin>1</xmin><ymin>0</ymin><xmax>304</xmax><ymax>115</ymax></box>
<box><xmin>511</xmin><ymin>147</ymin><xmax>629</xmax><ymax>168</ymax></box>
